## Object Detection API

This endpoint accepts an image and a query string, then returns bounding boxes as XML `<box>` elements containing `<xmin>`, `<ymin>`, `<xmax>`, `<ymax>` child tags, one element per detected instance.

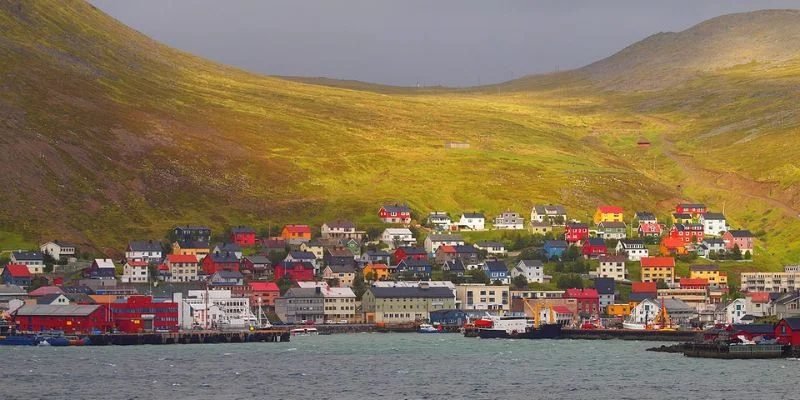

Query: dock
<box><xmin>86</xmin><ymin>329</ymin><xmax>290</xmax><ymax>345</ymax></box>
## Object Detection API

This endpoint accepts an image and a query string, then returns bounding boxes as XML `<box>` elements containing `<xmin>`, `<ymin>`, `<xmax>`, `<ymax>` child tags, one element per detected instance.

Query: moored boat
<box><xmin>418</xmin><ymin>323</ymin><xmax>446</xmax><ymax>333</ymax></box>
<box><xmin>290</xmin><ymin>327</ymin><xmax>319</xmax><ymax>336</ymax></box>
<box><xmin>0</xmin><ymin>335</ymin><xmax>42</xmax><ymax>346</ymax></box>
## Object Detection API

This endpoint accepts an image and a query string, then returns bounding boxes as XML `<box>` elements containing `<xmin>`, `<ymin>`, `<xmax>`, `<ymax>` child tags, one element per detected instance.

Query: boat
<box><xmin>476</xmin><ymin>305</ymin><xmax>563</xmax><ymax>340</ymax></box>
<box><xmin>418</xmin><ymin>323</ymin><xmax>446</xmax><ymax>333</ymax></box>
<box><xmin>622</xmin><ymin>321</ymin><xmax>648</xmax><ymax>330</ymax></box>
<box><xmin>290</xmin><ymin>327</ymin><xmax>319</xmax><ymax>336</ymax></box>
<box><xmin>0</xmin><ymin>335</ymin><xmax>42</xmax><ymax>346</ymax></box>
<box><xmin>40</xmin><ymin>330</ymin><xmax>70</xmax><ymax>346</ymax></box>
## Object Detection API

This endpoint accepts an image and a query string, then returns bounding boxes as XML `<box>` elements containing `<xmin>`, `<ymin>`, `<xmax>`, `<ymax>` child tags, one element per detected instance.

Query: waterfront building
<box><xmin>361</xmin><ymin>283</ymin><xmax>455</xmax><ymax>324</ymax></box>
<box><xmin>12</xmin><ymin>304</ymin><xmax>112</xmax><ymax>334</ymax></box>
<box><xmin>176</xmin><ymin>290</ymin><xmax>254</xmax><ymax>329</ymax></box>
<box><xmin>724</xmin><ymin>298</ymin><xmax>747</xmax><ymax>324</ymax></box>
<box><xmin>455</xmin><ymin>283</ymin><xmax>509</xmax><ymax>312</ymax></box>
<box><xmin>249</xmin><ymin>282</ymin><xmax>280</xmax><ymax>310</ymax></box>
<box><xmin>274</xmin><ymin>287</ymin><xmax>325</xmax><ymax>324</ymax></box>
<box><xmin>321</xmin><ymin>286</ymin><xmax>357</xmax><ymax>323</ymax></box>
<box><xmin>593</xmin><ymin>278</ymin><xmax>615</xmax><ymax>311</ymax></box>
<box><xmin>563</xmin><ymin>288</ymin><xmax>600</xmax><ymax>317</ymax></box>
<box><xmin>110</xmin><ymin>295</ymin><xmax>179</xmax><ymax>333</ymax></box>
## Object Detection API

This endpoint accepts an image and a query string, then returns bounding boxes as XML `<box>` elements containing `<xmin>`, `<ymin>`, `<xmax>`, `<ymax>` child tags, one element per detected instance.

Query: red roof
<box><xmin>552</xmin><ymin>305</ymin><xmax>573</xmax><ymax>314</ymax></box>
<box><xmin>126</xmin><ymin>261</ymin><xmax>149</xmax><ymax>267</ymax></box>
<box><xmin>438</xmin><ymin>245</ymin><xmax>456</xmax><ymax>253</ymax></box>
<box><xmin>679</xmin><ymin>278</ymin><xmax>709</xmax><ymax>287</ymax></box>
<box><xmin>639</xmin><ymin>223</ymin><xmax>662</xmax><ymax>233</ymax></box>
<box><xmin>157</xmin><ymin>264</ymin><xmax>169</xmax><ymax>271</ymax></box>
<box><xmin>367</xmin><ymin>263</ymin><xmax>389</xmax><ymax>270</ymax></box>
<box><xmin>4</xmin><ymin>264</ymin><xmax>31</xmax><ymax>278</ymax></box>
<box><xmin>632</xmin><ymin>281</ymin><xmax>657</xmax><ymax>293</ymax></box>
<box><xmin>641</xmin><ymin>257</ymin><xmax>675</xmax><ymax>268</ymax></box>
<box><xmin>28</xmin><ymin>286</ymin><xmax>64</xmax><ymax>296</ymax></box>
<box><xmin>249</xmin><ymin>282</ymin><xmax>280</xmax><ymax>292</ymax></box>
<box><xmin>598</xmin><ymin>206</ymin><xmax>624</xmax><ymax>214</ymax></box>
<box><xmin>284</xmin><ymin>225</ymin><xmax>311</xmax><ymax>234</ymax></box>
<box><xmin>747</xmin><ymin>292</ymin><xmax>770</xmax><ymax>303</ymax></box>
<box><xmin>563</xmin><ymin>288</ymin><xmax>599</xmax><ymax>299</ymax></box>
<box><xmin>167</xmin><ymin>254</ymin><xmax>198</xmax><ymax>263</ymax></box>
<box><xmin>661</xmin><ymin>237</ymin><xmax>685</xmax><ymax>248</ymax></box>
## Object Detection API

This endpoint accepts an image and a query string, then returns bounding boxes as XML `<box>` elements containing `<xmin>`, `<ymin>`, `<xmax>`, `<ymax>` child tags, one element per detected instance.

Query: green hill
<box><xmin>0</xmin><ymin>1</ymin><xmax>798</xmax><ymax>268</ymax></box>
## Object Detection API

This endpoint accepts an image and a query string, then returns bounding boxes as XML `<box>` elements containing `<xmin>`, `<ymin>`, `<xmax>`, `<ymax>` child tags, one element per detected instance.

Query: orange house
<box><xmin>281</xmin><ymin>225</ymin><xmax>312</xmax><ymax>241</ymax></box>
<box><xmin>660</xmin><ymin>237</ymin><xmax>687</xmax><ymax>256</ymax></box>
<box><xmin>363</xmin><ymin>264</ymin><xmax>390</xmax><ymax>281</ymax></box>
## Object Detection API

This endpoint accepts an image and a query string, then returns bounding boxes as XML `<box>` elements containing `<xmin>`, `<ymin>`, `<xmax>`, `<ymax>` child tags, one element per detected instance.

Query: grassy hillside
<box><xmin>0</xmin><ymin>2</ymin><xmax>798</xmax><ymax>270</ymax></box>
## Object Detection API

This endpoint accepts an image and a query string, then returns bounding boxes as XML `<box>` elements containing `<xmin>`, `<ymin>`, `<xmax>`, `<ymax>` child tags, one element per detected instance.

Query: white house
<box><xmin>630</xmin><ymin>299</ymin><xmax>660</xmax><ymax>324</ymax></box>
<box><xmin>125</xmin><ymin>240</ymin><xmax>163</xmax><ymax>263</ymax></box>
<box><xmin>615</xmin><ymin>240</ymin><xmax>649</xmax><ymax>261</ymax></box>
<box><xmin>10</xmin><ymin>251</ymin><xmax>45</xmax><ymax>274</ymax></box>
<box><xmin>493</xmin><ymin>211</ymin><xmax>524</xmax><ymax>230</ymax></box>
<box><xmin>474</xmin><ymin>241</ymin><xmax>506</xmax><ymax>256</ymax></box>
<box><xmin>744</xmin><ymin>292</ymin><xmax>769</xmax><ymax>317</ymax></box>
<box><xmin>596</xmin><ymin>255</ymin><xmax>627</xmax><ymax>282</ymax></box>
<box><xmin>212</xmin><ymin>243</ymin><xmax>243</xmax><ymax>259</ymax></box>
<box><xmin>458</xmin><ymin>213</ymin><xmax>485</xmax><ymax>231</ymax></box>
<box><xmin>511</xmin><ymin>260</ymin><xmax>548</xmax><ymax>283</ymax></box>
<box><xmin>424</xmin><ymin>234</ymin><xmax>465</xmax><ymax>255</ymax></box>
<box><xmin>699</xmin><ymin>213</ymin><xmax>728</xmax><ymax>237</ymax></box>
<box><xmin>530</xmin><ymin>205</ymin><xmax>567</xmax><ymax>225</ymax></box>
<box><xmin>698</xmin><ymin>238</ymin><xmax>726</xmax><ymax>259</ymax></box>
<box><xmin>597</xmin><ymin>221</ymin><xmax>627</xmax><ymax>240</ymax></box>
<box><xmin>455</xmin><ymin>283</ymin><xmax>509</xmax><ymax>311</ymax></box>
<box><xmin>725</xmin><ymin>298</ymin><xmax>747</xmax><ymax>324</ymax></box>
<box><xmin>634</xmin><ymin>212</ymin><xmax>658</xmax><ymax>225</ymax></box>
<box><xmin>40</xmin><ymin>241</ymin><xmax>76</xmax><ymax>261</ymax></box>
<box><xmin>630</xmin><ymin>298</ymin><xmax>696</xmax><ymax>325</ymax></box>
<box><xmin>427</xmin><ymin>212</ymin><xmax>453</xmax><ymax>231</ymax></box>
<box><xmin>380</xmin><ymin>228</ymin><xmax>416</xmax><ymax>249</ymax></box>
<box><xmin>121</xmin><ymin>261</ymin><xmax>150</xmax><ymax>283</ymax></box>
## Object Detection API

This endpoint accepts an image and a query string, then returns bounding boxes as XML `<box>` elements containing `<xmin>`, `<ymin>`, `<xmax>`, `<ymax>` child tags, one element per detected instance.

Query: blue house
<box><xmin>2</xmin><ymin>264</ymin><xmax>32</xmax><ymax>288</ymax></box>
<box><xmin>481</xmin><ymin>260</ymin><xmax>509</xmax><ymax>284</ymax></box>
<box><xmin>396</xmin><ymin>259</ymin><xmax>432</xmax><ymax>278</ymax></box>
<box><xmin>544</xmin><ymin>240</ymin><xmax>568</xmax><ymax>260</ymax></box>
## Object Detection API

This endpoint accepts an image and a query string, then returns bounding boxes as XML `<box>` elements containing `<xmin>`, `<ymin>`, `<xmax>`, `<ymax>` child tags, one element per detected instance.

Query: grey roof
<box><xmin>209</xmin><ymin>252</ymin><xmax>239</xmax><ymax>263</ymax></box>
<box><xmin>585</xmin><ymin>238</ymin><xmax>606</xmax><ymax>246</ymax></box>
<box><xmin>51</xmin><ymin>240</ymin><xmax>76</xmax><ymax>248</ymax></box>
<box><xmin>244</xmin><ymin>255</ymin><xmax>271</xmax><ymax>264</ymax></box>
<box><xmin>60</xmin><ymin>286</ymin><xmax>95</xmax><ymax>295</ymax></box>
<box><xmin>280</xmin><ymin>261</ymin><xmax>315</xmax><ymax>270</ymax></box>
<box><xmin>382</xmin><ymin>205</ymin><xmax>411</xmax><ymax>213</ymax></box>
<box><xmin>598</xmin><ymin>221</ymin><xmax>626</xmax><ymax>229</ymax></box>
<box><xmin>369</xmin><ymin>286</ymin><xmax>454</xmax><ymax>299</ymax></box>
<box><xmin>782</xmin><ymin>317</ymin><xmax>800</xmax><ymax>330</ymax></box>
<box><xmin>176</xmin><ymin>240</ymin><xmax>209</xmax><ymax>249</ymax></box>
<box><xmin>660</xmin><ymin>298</ymin><xmax>694</xmax><ymax>313</ymax></box>
<box><xmin>727</xmin><ymin>230</ymin><xmax>754</xmax><ymax>238</ymax></box>
<box><xmin>215</xmin><ymin>242</ymin><xmax>243</xmax><ymax>252</ymax></box>
<box><xmin>703</xmin><ymin>238</ymin><xmax>726</xmax><ymax>245</ymax></box>
<box><xmin>690</xmin><ymin>264</ymin><xmax>720</xmax><ymax>272</ymax></box>
<box><xmin>533</xmin><ymin>205</ymin><xmax>566</xmax><ymax>214</ymax></box>
<box><xmin>175</xmin><ymin>225</ymin><xmax>211</xmax><ymax>231</ymax></box>
<box><xmin>327</xmin><ymin>264</ymin><xmax>356</xmax><ymax>273</ymax></box>
<box><xmin>13</xmin><ymin>304</ymin><xmax>101</xmax><ymax>316</ymax></box>
<box><xmin>600</xmin><ymin>255</ymin><xmax>626</xmax><ymax>263</ymax></box>
<box><xmin>288</xmin><ymin>251</ymin><xmax>316</xmax><ymax>260</ymax></box>
<box><xmin>453</xmin><ymin>245</ymin><xmax>478</xmax><ymax>254</ymax></box>
<box><xmin>566</xmin><ymin>222</ymin><xmax>588</xmax><ymax>229</ymax></box>
<box><xmin>702</xmin><ymin>213</ymin><xmax>726</xmax><ymax>220</ymax></box>
<box><xmin>231</xmin><ymin>226</ymin><xmax>256</xmax><ymax>234</ymax></box>
<box><xmin>128</xmin><ymin>240</ymin><xmax>163</xmax><ymax>252</ymax></box>
<box><xmin>364</xmin><ymin>250</ymin><xmax>391</xmax><ymax>257</ymax></box>
<box><xmin>482</xmin><ymin>260</ymin><xmax>508</xmax><ymax>272</ymax></box>
<box><xmin>461</xmin><ymin>212</ymin><xmax>485</xmax><ymax>219</ymax></box>
<box><xmin>37</xmin><ymin>293</ymin><xmax>95</xmax><ymax>305</ymax></box>
<box><xmin>325</xmin><ymin>220</ymin><xmax>356</xmax><ymax>229</ymax></box>
<box><xmin>635</xmin><ymin>212</ymin><xmax>656</xmax><ymax>220</ymax></box>
<box><xmin>628</xmin><ymin>293</ymin><xmax>653</xmax><ymax>302</ymax></box>
<box><xmin>730</xmin><ymin>324</ymin><xmax>774</xmax><ymax>334</ymax></box>
<box><xmin>427</xmin><ymin>234</ymin><xmax>464</xmax><ymax>242</ymax></box>
<box><xmin>593</xmin><ymin>278</ymin><xmax>615</xmax><ymax>295</ymax></box>
<box><xmin>518</xmin><ymin>260</ymin><xmax>543</xmax><ymax>268</ymax></box>
<box><xmin>678</xmin><ymin>203</ymin><xmax>706</xmax><ymax>208</ymax></box>
<box><xmin>212</xmin><ymin>270</ymin><xmax>244</xmax><ymax>279</ymax></box>
<box><xmin>283</xmin><ymin>287</ymin><xmax>325</xmax><ymax>298</ymax></box>
<box><xmin>672</xmin><ymin>213</ymin><xmax>692</xmax><ymax>218</ymax></box>
<box><xmin>305</xmin><ymin>239</ymin><xmax>324</xmax><ymax>247</ymax></box>
<box><xmin>398</xmin><ymin>259</ymin><xmax>432</xmax><ymax>268</ymax></box>
<box><xmin>0</xmin><ymin>284</ymin><xmax>26</xmax><ymax>295</ymax></box>
<box><xmin>11</xmin><ymin>251</ymin><xmax>43</xmax><ymax>261</ymax></box>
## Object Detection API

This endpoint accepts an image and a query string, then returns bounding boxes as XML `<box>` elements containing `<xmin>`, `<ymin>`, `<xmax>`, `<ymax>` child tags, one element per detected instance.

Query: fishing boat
<box><xmin>39</xmin><ymin>331</ymin><xmax>70</xmax><ymax>346</ymax></box>
<box><xmin>478</xmin><ymin>301</ymin><xmax>564</xmax><ymax>340</ymax></box>
<box><xmin>0</xmin><ymin>335</ymin><xmax>42</xmax><ymax>346</ymax></box>
<box><xmin>418</xmin><ymin>323</ymin><xmax>446</xmax><ymax>333</ymax></box>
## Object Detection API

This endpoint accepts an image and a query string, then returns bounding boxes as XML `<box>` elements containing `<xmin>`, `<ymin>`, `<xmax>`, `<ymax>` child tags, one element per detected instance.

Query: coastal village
<box><xmin>2</xmin><ymin>202</ymin><xmax>800</xmax><ymax>348</ymax></box>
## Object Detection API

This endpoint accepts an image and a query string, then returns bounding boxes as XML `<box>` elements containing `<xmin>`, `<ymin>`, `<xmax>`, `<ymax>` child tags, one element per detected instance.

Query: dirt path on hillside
<box><xmin>659</xmin><ymin>134</ymin><xmax>800</xmax><ymax>218</ymax></box>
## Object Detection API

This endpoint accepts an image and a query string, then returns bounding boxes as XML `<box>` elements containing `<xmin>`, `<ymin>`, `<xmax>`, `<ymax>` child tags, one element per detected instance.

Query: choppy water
<box><xmin>1</xmin><ymin>333</ymin><xmax>797</xmax><ymax>399</ymax></box>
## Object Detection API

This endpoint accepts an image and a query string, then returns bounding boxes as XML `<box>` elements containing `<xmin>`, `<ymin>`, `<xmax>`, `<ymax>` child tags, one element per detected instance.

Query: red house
<box><xmin>111</xmin><ymin>295</ymin><xmax>179</xmax><ymax>333</ymax></box>
<box><xmin>565</xmin><ymin>222</ymin><xmax>589</xmax><ymax>243</ymax></box>
<box><xmin>582</xmin><ymin>238</ymin><xmax>607</xmax><ymax>258</ymax></box>
<box><xmin>379</xmin><ymin>205</ymin><xmax>412</xmax><ymax>224</ymax></box>
<box><xmin>249</xmin><ymin>282</ymin><xmax>281</xmax><ymax>309</ymax></box>
<box><xmin>393</xmin><ymin>246</ymin><xmax>428</xmax><ymax>263</ymax></box>
<box><xmin>638</xmin><ymin>222</ymin><xmax>663</xmax><ymax>237</ymax></box>
<box><xmin>231</xmin><ymin>227</ymin><xmax>257</xmax><ymax>246</ymax></box>
<box><xmin>676</xmin><ymin>203</ymin><xmax>707</xmax><ymax>217</ymax></box>
<box><xmin>679</xmin><ymin>278</ymin><xmax>709</xmax><ymax>290</ymax></box>
<box><xmin>563</xmin><ymin>288</ymin><xmax>600</xmax><ymax>316</ymax></box>
<box><xmin>275</xmin><ymin>261</ymin><xmax>315</xmax><ymax>282</ymax></box>
<box><xmin>775</xmin><ymin>317</ymin><xmax>800</xmax><ymax>345</ymax></box>
<box><xmin>669</xmin><ymin>223</ymin><xmax>704</xmax><ymax>244</ymax></box>
<box><xmin>13</xmin><ymin>304</ymin><xmax>112</xmax><ymax>334</ymax></box>
<box><xmin>202</xmin><ymin>252</ymin><xmax>240</xmax><ymax>275</ymax></box>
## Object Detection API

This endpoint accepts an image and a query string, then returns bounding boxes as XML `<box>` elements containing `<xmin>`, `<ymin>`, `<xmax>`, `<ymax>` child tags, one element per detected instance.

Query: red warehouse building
<box><xmin>776</xmin><ymin>318</ymin><xmax>800</xmax><ymax>346</ymax></box>
<box><xmin>110</xmin><ymin>295</ymin><xmax>179</xmax><ymax>333</ymax></box>
<box><xmin>13</xmin><ymin>304</ymin><xmax>112</xmax><ymax>334</ymax></box>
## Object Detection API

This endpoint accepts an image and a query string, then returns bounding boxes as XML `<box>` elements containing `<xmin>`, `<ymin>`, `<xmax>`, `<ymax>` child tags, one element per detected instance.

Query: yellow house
<box><xmin>594</xmin><ymin>206</ymin><xmax>624</xmax><ymax>225</ymax></box>
<box><xmin>363</xmin><ymin>263</ymin><xmax>390</xmax><ymax>281</ymax></box>
<box><xmin>689</xmin><ymin>265</ymin><xmax>728</xmax><ymax>285</ymax></box>
<box><xmin>672</xmin><ymin>213</ymin><xmax>693</xmax><ymax>225</ymax></box>
<box><xmin>171</xmin><ymin>241</ymin><xmax>210</xmax><ymax>262</ymax></box>
<box><xmin>606</xmin><ymin>303</ymin><xmax>632</xmax><ymax>317</ymax></box>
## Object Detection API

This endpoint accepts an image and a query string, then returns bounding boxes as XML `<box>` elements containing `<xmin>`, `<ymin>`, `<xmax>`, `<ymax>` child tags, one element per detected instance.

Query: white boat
<box><xmin>418</xmin><ymin>323</ymin><xmax>445</xmax><ymax>333</ymax></box>
<box><xmin>622</xmin><ymin>321</ymin><xmax>647</xmax><ymax>330</ymax></box>
<box><xmin>291</xmin><ymin>327</ymin><xmax>319</xmax><ymax>336</ymax></box>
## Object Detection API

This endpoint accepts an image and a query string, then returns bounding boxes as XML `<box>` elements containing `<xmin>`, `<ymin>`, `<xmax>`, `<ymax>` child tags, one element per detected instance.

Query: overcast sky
<box><xmin>89</xmin><ymin>0</ymin><xmax>798</xmax><ymax>86</ymax></box>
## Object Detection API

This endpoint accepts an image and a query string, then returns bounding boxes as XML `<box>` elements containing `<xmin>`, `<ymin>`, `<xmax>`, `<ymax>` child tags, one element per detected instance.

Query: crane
<box><xmin>651</xmin><ymin>298</ymin><xmax>675</xmax><ymax>331</ymax></box>
<box><xmin>524</xmin><ymin>299</ymin><xmax>555</xmax><ymax>328</ymax></box>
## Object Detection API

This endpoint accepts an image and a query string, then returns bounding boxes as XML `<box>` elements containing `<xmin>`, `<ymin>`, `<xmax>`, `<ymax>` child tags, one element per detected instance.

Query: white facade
<box><xmin>699</xmin><ymin>214</ymin><xmax>728</xmax><ymax>237</ymax></box>
<box><xmin>455</xmin><ymin>284</ymin><xmax>510</xmax><ymax>311</ymax></box>
<box><xmin>427</xmin><ymin>212</ymin><xmax>453</xmax><ymax>231</ymax></box>
<box><xmin>10</xmin><ymin>252</ymin><xmax>45</xmax><ymax>275</ymax></box>
<box><xmin>40</xmin><ymin>241</ymin><xmax>76</xmax><ymax>260</ymax></box>
<box><xmin>530</xmin><ymin>205</ymin><xmax>567</xmax><ymax>225</ymax></box>
<box><xmin>424</xmin><ymin>234</ymin><xmax>465</xmax><ymax>254</ymax></box>
<box><xmin>615</xmin><ymin>241</ymin><xmax>649</xmax><ymax>261</ymax></box>
<box><xmin>121</xmin><ymin>262</ymin><xmax>149</xmax><ymax>283</ymax></box>
<box><xmin>740</xmin><ymin>272</ymin><xmax>800</xmax><ymax>293</ymax></box>
<box><xmin>493</xmin><ymin>211</ymin><xmax>524</xmax><ymax>230</ymax></box>
<box><xmin>630</xmin><ymin>299</ymin><xmax>659</xmax><ymax>324</ymax></box>
<box><xmin>458</xmin><ymin>214</ymin><xmax>485</xmax><ymax>231</ymax></box>
<box><xmin>380</xmin><ymin>228</ymin><xmax>416</xmax><ymax>249</ymax></box>
<box><xmin>511</xmin><ymin>260</ymin><xmax>546</xmax><ymax>283</ymax></box>
<box><xmin>596</xmin><ymin>257</ymin><xmax>627</xmax><ymax>282</ymax></box>
<box><xmin>725</xmin><ymin>298</ymin><xmax>746</xmax><ymax>324</ymax></box>
<box><xmin>475</xmin><ymin>242</ymin><xmax>506</xmax><ymax>256</ymax></box>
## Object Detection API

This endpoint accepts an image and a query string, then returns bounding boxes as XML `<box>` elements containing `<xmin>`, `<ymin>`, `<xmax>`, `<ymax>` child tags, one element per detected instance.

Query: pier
<box><xmin>86</xmin><ymin>329</ymin><xmax>290</xmax><ymax>345</ymax></box>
